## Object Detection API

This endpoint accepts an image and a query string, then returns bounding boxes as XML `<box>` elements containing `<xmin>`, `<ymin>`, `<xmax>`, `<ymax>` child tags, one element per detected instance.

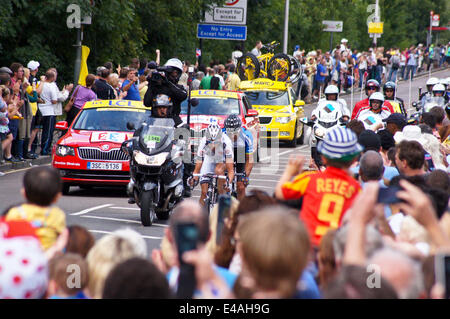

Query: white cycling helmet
<box><xmin>369</xmin><ymin>92</ymin><xmax>385</xmax><ymax>103</ymax></box>
<box><xmin>206</xmin><ymin>118</ymin><xmax>221</xmax><ymax>141</ymax></box>
<box><xmin>426</xmin><ymin>77</ymin><xmax>439</xmax><ymax>86</ymax></box>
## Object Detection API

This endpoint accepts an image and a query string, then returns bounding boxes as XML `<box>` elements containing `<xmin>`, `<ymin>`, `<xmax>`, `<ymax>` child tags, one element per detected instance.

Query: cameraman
<box><xmin>144</xmin><ymin>58</ymin><xmax>187</xmax><ymax>127</ymax></box>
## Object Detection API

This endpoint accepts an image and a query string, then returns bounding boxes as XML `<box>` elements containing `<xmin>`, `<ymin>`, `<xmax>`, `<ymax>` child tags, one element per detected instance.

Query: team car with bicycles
<box><xmin>238</xmin><ymin>78</ymin><xmax>306</xmax><ymax>147</ymax></box>
<box><xmin>51</xmin><ymin>100</ymin><xmax>151</xmax><ymax>194</ymax></box>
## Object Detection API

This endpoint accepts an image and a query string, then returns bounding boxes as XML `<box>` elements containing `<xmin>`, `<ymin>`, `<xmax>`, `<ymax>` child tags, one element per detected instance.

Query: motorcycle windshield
<box><xmin>424</xmin><ymin>97</ymin><xmax>445</xmax><ymax>112</ymax></box>
<box><xmin>139</xmin><ymin>118</ymin><xmax>175</xmax><ymax>155</ymax></box>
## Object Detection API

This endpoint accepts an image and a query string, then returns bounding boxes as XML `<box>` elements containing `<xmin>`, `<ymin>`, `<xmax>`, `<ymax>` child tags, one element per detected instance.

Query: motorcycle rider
<box><xmin>190</xmin><ymin>118</ymin><xmax>235</xmax><ymax>207</ymax></box>
<box><xmin>383</xmin><ymin>81</ymin><xmax>406</xmax><ymax>116</ymax></box>
<box><xmin>143</xmin><ymin>58</ymin><xmax>187</xmax><ymax>126</ymax></box>
<box><xmin>355</xmin><ymin>92</ymin><xmax>391</xmax><ymax>130</ymax></box>
<box><xmin>420</xmin><ymin>77</ymin><xmax>439</xmax><ymax>106</ymax></box>
<box><xmin>351</xmin><ymin>79</ymin><xmax>394</xmax><ymax>120</ymax></box>
<box><xmin>127</xmin><ymin>94</ymin><xmax>177</xmax><ymax>204</ymax></box>
<box><xmin>223</xmin><ymin>114</ymin><xmax>254</xmax><ymax>200</ymax></box>
<box><xmin>316</xmin><ymin>84</ymin><xmax>350</xmax><ymax>120</ymax></box>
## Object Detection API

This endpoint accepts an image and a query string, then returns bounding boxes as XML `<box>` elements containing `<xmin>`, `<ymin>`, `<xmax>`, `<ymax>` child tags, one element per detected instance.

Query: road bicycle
<box><xmin>193</xmin><ymin>173</ymin><xmax>228</xmax><ymax>215</ymax></box>
<box><xmin>237</xmin><ymin>41</ymin><xmax>301</xmax><ymax>83</ymax></box>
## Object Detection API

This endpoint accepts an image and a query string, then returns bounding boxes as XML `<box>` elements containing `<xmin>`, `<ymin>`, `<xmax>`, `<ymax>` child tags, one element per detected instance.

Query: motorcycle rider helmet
<box><xmin>152</xmin><ymin>94</ymin><xmax>173</xmax><ymax>117</ymax></box>
<box><xmin>365</xmin><ymin>79</ymin><xmax>380</xmax><ymax>96</ymax></box>
<box><xmin>164</xmin><ymin>58</ymin><xmax>183</xmax><ymax>83</ymax></box>
<box><xmin>324</xmin><ymin>85</ymin><xmax>339</xmax><ymax>101</ymax></box>
<box><xmin>439</xmin><ymin>78</ymin><xmax>448</xmax><ymax>90</ymax></box>
<box><xmin>369</xmin><ymin>92</ymin><xmax>384</xmax><ymax>110</ymax></box>
<box><xmin>432</xmin><ymin>83</ymin><xmax>445</xmax><ymax>97</ymax></box>
<box><xmin>383</xmin><ymin>81</ymin><xmax>396</xmax><ymax>94</ymax></box>
<box><xmin>426</xmin><ymin>77</ymin><xmax>439</xmax><ymax>92</ymax></box>
<box><xmin>224</xmin><ymin>114</ymin><xmax>242</xmax><ymax>130</ymax></box>
<box><xmin>206</xmin><ymin>118</ymin><xmax>221</xmax><ymax>141</ymax></box>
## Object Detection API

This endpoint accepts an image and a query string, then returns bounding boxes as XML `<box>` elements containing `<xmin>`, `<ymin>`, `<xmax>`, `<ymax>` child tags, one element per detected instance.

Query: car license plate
<box><xmin>87</xmin><ymin>162</ymin><xmax>122</xmax><ymax>170</ymax></box>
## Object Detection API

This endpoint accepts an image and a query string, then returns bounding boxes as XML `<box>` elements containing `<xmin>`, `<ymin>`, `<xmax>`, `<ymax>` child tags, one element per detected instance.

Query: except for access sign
<box><xmin>197</xmin><ymin>24</ymin><xmax>247</xmax><ymax>40</ymax></box>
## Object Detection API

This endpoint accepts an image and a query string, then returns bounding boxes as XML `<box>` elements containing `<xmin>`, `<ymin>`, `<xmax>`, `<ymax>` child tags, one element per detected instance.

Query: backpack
<box><xmin>210</xmin><ymin>76</ymin><xmax>220</xmax><ymax>90</ymax></box>
<box><xmin>391</xmin><ymin>55</ymin><xmax>400</xmax><ymax>69</ymax></box>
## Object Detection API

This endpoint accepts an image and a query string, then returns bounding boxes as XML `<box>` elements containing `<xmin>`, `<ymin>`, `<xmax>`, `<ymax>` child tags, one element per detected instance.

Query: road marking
<box><xmin>110</xmin><ymin>206</ymin><xmax>140</xmax><ymax>211</ymax></box>
<box><xmin>88</xmin><ymin>229</ymin><xmax>163</xmax><ymax>240</ymax></box>
<box><xmin>259</xmin><ymin>148</ymin><xmax>298</xmax><ymax>162</ymax></box>
<box><xmin>70</xmin><ymin>204</ymin><xmax>113</xmax><ymax>216</ymax></box>
<box><xmin>1</xmin><ymin>163</ymin><xmax>50</xmax><ymax>175</ymax></box>
<box><xmin>81</xmin><ymin>215</ymin><xmax>168</xmax><ymax>228</ymax></box>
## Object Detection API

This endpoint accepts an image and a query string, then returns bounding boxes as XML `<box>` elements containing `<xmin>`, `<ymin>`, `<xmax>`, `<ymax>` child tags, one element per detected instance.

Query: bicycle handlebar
<box><xmin>193</xmin><ymin>173</ymin><xmax>228</xmax><ymax>179</ymax></box>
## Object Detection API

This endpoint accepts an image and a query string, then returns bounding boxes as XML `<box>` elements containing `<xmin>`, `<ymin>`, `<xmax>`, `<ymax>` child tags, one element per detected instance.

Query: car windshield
<box><xmin>181</xmin><ymin>98</ymin><xmax>240</xmax><ymax>115</ymax></box>
<box><xmin>244</xmin><ymin>90</ymin><xmax>290</xmax><ymax>106</ymax></box>
<box><xmin>72</xmin><ymin>108</ymin><xmax>151</xmax><ymax>131</ymax></box>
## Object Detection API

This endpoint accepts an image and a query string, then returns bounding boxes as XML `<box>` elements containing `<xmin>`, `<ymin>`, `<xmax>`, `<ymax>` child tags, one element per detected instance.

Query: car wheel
<box><xmin>286</xmin><ymin>127</ymin><xmax>298</xmax><ymax>148</ymax></box>
<box><xmin>140</xmin><ymin>191</ymin><xmax>156</xmax><ymax>226</ymax></box>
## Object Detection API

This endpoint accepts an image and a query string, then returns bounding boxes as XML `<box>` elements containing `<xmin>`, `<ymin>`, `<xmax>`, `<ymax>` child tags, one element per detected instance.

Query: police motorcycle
<box><xmin>300</xmin><ymin>100</ymin><xmax>346</xmax><ymax>168</ymax></box>
<box><xmin>410</xmin><ymin>83</ymin><xmax>448</xmax><ymax>124</ymax></box>
<box><xmin>121</xmin><ymin>95</ymin><xmax>186</xmax><ymax>226</ymax></box>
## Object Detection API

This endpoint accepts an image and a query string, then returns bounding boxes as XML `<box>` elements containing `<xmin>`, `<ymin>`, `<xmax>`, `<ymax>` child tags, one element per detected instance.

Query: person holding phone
<box><xmin>121</xmin><ymin>68</ymin><xmax>142</xmax><ymax>101</ymax></box>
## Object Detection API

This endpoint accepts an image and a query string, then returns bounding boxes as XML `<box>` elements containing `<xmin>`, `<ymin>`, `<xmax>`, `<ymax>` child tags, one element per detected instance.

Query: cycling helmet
<box><xmin>324</xmin><ymin>85</ymin><xmax>339</xmax><ymax>100</ymax></box>
<box><xmin>164</xmin><ymin>58</ymin><xmax>183</xmax><ymax>83</ymax></box>
<box><xmin>152</xmin><ymin>94</ymin><xmax>173</xmax><ymax>108</ymax></box>
<box><xmin>365</xmin><ymin>79</ymin><xmax>380</xmax><ymax>95</ymax></box>
<box><xmin>224</xmin><ymin>114</ymin><xmax>242</xmax><ymax>130</ymax></box>
<box><xmin>369</xmin><ymin>92</ymin><xmax>385</xmax><ymax>104</ymax></box>
<box><xmin>206</xmin><ymin>118</ymin><xmax>221</xmax><ymax>141</ymax></box>
<box><xmin>432</xmin><ymin>83</ymin><xmax>445</xmax><ymax>96</ymax></box>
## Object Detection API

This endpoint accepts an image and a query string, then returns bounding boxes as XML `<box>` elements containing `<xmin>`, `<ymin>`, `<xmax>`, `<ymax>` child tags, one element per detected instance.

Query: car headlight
<box><xmin>133</xmin><ymin>150</ymin><xmax>169</xmax><ymax>166</ymax></box>
<box><xmin>314</xmin><ymin>127</ymin><xmax>325</xmax><ymax>138</ymax></box>
<box><xmin>56</xmin><ymin>145</ymin><xmax>75</xmax><ymax>157</ymax></box>
<box><xmin>275</xmin><ymin>116</ymin><xmax>294</xmax><ymax>124</ymax></box>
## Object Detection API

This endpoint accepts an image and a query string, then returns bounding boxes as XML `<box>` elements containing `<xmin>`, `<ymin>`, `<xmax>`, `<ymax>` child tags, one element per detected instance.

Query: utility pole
<box><xmin>373</xmin><ymin>0</ymin><xmax>379</xmax><ymax>46</ymax></box>
<box><xmin>428</xmin><ymin>11</ymin><xmax>433</xmax><ymax>47</ymax></box>
<box><xmin>283</xmin><ymin>0</ymin><xmax>289</xmax><ymax>54</ymax></box>
<box><xmin>73</xmin><ymin>25</ymin><xmax>83</xmax><ymax>85</ymax></box>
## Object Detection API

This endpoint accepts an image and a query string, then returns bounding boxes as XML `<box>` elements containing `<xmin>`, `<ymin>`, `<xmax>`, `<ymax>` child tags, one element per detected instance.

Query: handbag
<box><xmin>64</xmin><ymin>86</ymin><xmax>80</xmax><ymax>113</ymax></box>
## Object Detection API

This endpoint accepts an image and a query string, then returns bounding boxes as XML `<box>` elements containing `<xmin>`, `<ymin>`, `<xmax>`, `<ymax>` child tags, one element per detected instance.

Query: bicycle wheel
<box><xmin>287</xmin><ymin>55</ymin><xmax>302</xmax><ymax>84</ymax></box>
<box><xmin>237</xmin><ymin>53</ymin><xmax>260</xmax><ymax>81</ymax></box>
<box><xmin>268</xmin><ymin>53</ymin><xmax>291</xmax><ymax>82</ymax></box>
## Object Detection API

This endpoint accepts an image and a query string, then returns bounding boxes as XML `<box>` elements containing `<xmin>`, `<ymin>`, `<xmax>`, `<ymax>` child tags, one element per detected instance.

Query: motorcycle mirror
<box><xmin>126</xmin><ymin>122</ymin><xmax>135</xmax><ymax>131</ymax></box>
<box><xmin>121</xmin><ymin>140</ymin><xmax>130</xmax><ymax>155</ymax></box>
<box><xmin>190</xmin><ymin>98</ymin><xmax>199</xmax><ymax>107</ymax></box>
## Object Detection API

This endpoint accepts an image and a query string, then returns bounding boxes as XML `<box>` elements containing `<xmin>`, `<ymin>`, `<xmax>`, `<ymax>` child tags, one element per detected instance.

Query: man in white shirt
<box><xmin>251</xmin><ymin>41</ymin><xmax>263</xmax><ymax>57</ymax></box>
<box><xmin>38</xmin><ymin>70</ymin><xmax>71</xmax><ymax>155</ymax></box>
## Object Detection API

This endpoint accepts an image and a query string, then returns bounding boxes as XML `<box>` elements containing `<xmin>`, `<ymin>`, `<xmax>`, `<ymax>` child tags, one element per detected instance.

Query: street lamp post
<box><xmin>283</xmin><ymin>0</ymin><xmax>289</xmax><ymax>54</ymax></box>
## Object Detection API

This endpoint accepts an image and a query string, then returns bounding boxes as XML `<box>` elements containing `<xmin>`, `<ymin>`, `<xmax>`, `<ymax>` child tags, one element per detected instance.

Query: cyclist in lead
<box><xmin>223</xmin><ymin>114</ymin><xmax>254</xmax><ymax>201</ymax></box>
<box><xmin>190</xmin><ymin>118</ymin><xmax>235</xmax><ymax>206</ymax></box>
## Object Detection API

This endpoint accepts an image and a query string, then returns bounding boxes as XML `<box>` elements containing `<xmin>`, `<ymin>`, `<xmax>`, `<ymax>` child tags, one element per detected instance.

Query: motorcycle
<box><xmin>408</xmin><ymin>96</ymin><xmax>447</xmax><ymax>125</ymax></box>
<box><xmin>300</xmin><ymin>101</ymin><xmax>346</xmax><ymax>169</ymax></box>
<box><xmin>122</xmin><ymin>117</ymin><xmax>185</xmax><ymax>226</ymax></box>
<box><xmin>358</xmin><ymin>111</ymin><xmax>385</xmax><ymax>131</ymax></box>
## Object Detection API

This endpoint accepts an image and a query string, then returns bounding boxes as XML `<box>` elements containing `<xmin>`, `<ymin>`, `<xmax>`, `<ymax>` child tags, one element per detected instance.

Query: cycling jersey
<box><xmin>197</xmin><ymin>134</ymin><xmax>233</xmax><ymax>184</ymax></box>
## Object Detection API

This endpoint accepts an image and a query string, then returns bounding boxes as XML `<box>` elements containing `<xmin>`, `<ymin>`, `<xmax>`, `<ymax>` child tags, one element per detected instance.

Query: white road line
<box><xmin>259</xmin><ymin>148</ymin><xmax>298</xmax><ymax>162</ymax></box>
<box><xmin>110</xmin><ymin>206</ymin><xmax>140</xmax><ymax>211</ymax></box>
<box><xmin>88</xmin><ymin>229</ymin><xmax>163</xmax><ymax>240</ymax></box>
<box><xmin>81</xmin><ymin>215</ymin><xmax>168</xmax><ymax>228</ymax></box>
<box><xmin>70</xmin><ymin>204</ymin><xmax>113</xmax><ymax>216</ymax></box>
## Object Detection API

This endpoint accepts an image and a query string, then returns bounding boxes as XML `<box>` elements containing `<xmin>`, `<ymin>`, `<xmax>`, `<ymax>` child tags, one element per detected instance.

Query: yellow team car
<box><xmin>238</xmin><ymin>78</ymin><xmax>305</xmax><ymax>147</ymax></box>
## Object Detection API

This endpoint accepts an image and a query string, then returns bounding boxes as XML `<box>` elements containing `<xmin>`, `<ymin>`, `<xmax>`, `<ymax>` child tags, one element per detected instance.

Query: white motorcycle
<box><xmin>301</xmin><ymin>101</ymin><xmax>346</xmax><ymax>168</ymax></box>
<box><xmin>358</xmin><ymin>111</ymin><xmax>385</xmax><ymax>132</ymax></box>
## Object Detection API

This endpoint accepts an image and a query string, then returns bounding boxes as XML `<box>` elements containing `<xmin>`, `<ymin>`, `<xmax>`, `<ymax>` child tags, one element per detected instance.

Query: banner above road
<box><xmin>204</xmin><ymin>0</ymin><xmax>247</xmax><ymax>25</ymax></box>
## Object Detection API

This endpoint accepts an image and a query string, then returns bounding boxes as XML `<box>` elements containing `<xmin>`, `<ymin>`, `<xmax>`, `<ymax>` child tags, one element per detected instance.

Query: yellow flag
<box><xmin>78</xmin><ymin>45</ymin><xmax>90</xmax><ymax>86</ymax></box>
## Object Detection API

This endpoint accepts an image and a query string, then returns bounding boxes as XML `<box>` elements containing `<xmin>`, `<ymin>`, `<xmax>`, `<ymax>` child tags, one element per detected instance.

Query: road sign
<box><xmin>432</xmin><ymin>14</ymin><xmax>440</xmax><ymax>27</ymax></box>
<box><xmin>197</xmin><ymin>24</ymin><xmax>247</xmax><ymax>40</ymax></box>
<box><xmin>204</xmin><ymin>0</ymin><xmax>247</xmax><ymax>25</ymax></box>
<box><xmin>322</xmin><ymin>20</ymin><xmax>343</xmax><ymax>32</ymax></box>
<box><xmin>368</xmin><ymin>22</ymin><xmax>383</xmax><ymax>34</ymax></box>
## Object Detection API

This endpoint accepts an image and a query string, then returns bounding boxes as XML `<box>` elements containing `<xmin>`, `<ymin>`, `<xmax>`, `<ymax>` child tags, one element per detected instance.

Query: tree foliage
<box><xmin>0</xmin><ymin>0</ymin><xmax>448</xmax><ymax>84</ymax></box>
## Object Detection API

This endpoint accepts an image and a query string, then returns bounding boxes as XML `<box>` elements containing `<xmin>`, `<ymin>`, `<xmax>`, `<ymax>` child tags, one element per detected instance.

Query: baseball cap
<box><xmin>317</xmin><ymin>127</ymin><xmax>363</xmax><ymax>159</ymax></box>
<box><xmin>0</xmin><ymin>66</ymin><xmax>13</xmax><ymax>75</ymax></box>
<box><xmin>358</xmin><ymin>130</ymin><xmax>381</xmax><ymax>152</ymax></box>
<box><xmin>147</xmin><ymin>61</ymin><xmax>157</xmax><ymax>70</ymax></box>
<box><xmin>294</xmin><ymin>45</ymin><xmax>300</xmax><ymax>51</ymax></box>
<box><xmin>27</xmin><ymin>61</ymin><xmax>40</xmax><ymax>71</ymax></box>
<box><xmin>382</xmin><ymin>113</ymin><xmax>407</xmax><ymax>129</ymax></box>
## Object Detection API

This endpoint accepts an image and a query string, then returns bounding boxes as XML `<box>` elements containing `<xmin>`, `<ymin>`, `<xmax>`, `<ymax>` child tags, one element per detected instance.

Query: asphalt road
<box><xmin>0</xmin><ymin>68</ymin><xmax>448</xmax><ymax>255</ymax></box>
